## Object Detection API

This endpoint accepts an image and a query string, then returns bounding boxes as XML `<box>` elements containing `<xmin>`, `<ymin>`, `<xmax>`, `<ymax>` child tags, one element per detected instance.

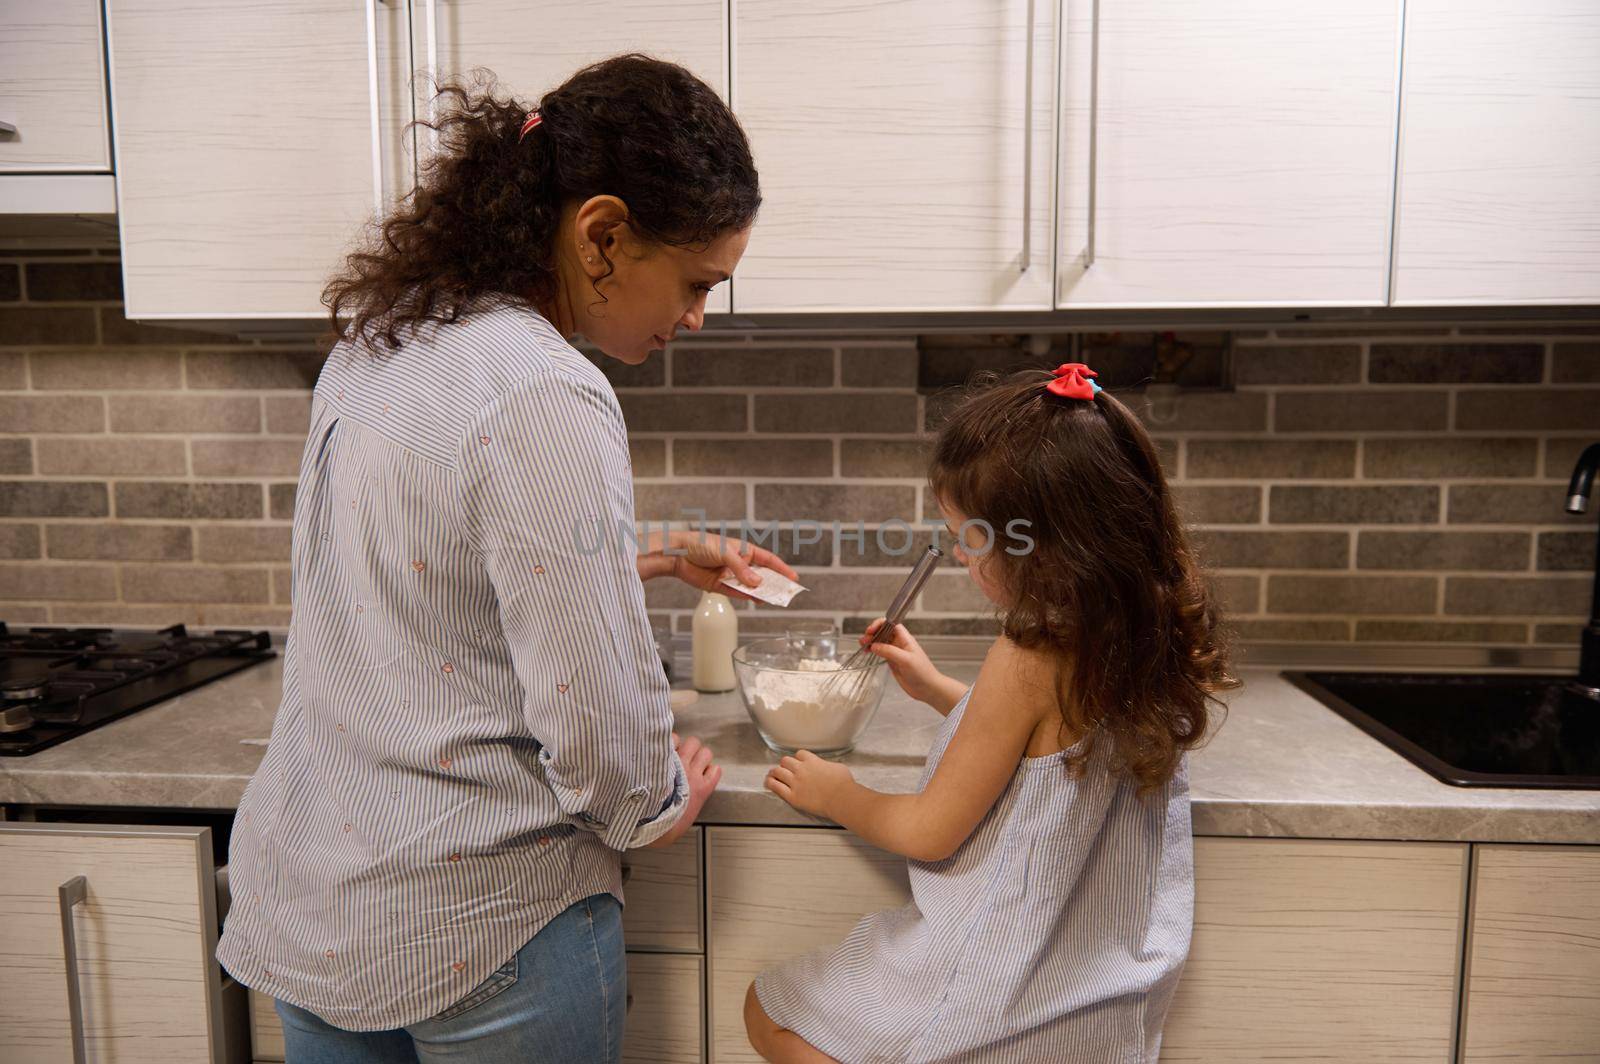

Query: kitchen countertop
<box><xmin>1</xmin><ymin>655</ymin><xmax>1597</xmax><ymax>844</ymax></box>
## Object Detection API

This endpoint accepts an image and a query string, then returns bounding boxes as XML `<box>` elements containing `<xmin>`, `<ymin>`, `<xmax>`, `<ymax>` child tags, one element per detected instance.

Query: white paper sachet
<box><xmin>720</xmin><ymin>565</ymin><xmax>808</xmax><ymax>607</ymax></box>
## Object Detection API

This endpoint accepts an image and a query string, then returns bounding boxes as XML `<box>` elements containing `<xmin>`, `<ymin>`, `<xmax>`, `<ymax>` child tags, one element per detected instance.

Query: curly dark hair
<box><xmin>930</xmin><ymin>372</ymin><xmax>1236</xmax><ymax>793</ymax></box>
<box><xmin>324</xmin><ymin>54</ymin><xmax>761</xmax><ymax>353</ymax></box>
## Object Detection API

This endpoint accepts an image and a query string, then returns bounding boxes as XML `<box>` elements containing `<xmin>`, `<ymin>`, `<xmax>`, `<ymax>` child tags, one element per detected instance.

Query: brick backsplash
<box><xmin>4</xmin><ymin>248</ymin><xmax>1600</xmax><ymax>646</ymax></box>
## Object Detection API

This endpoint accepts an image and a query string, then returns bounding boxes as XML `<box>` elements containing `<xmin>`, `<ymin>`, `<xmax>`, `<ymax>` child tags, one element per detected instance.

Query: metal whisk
<box><xmin>818</xmin><ymin>545</ymin><xmax>944</xmax><ymax>708</ymax></box>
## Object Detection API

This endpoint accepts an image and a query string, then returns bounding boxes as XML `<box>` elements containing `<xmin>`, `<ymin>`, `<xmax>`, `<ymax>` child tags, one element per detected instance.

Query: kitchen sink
<box><xmin>1284</xmin><ymin>672</ymin><xmax>1600</xmax><ymax>789</ymax></box>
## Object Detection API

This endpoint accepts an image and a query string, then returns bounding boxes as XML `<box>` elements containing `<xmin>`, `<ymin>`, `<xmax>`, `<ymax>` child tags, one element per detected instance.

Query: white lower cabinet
<box><xmin>623</xmin><ymin>953</ymin><xmax>705</xmax><ymax>1064</ymax></box>
<box><xmin>0</xmin><ymin>822</ymin><xmax>244</xmax><ymax>1064</ymax></box>
<box><xmin>1459</xmin><ymin>844</ymin><xmax>1600</xmax><ymax>1062</ymax></box>
<box><xmin>705</xmin><ymin>826</ymin><xmax>913</xmax><ymax>1064</ymax></box>
<box><xmin>704</xmin><ymin>828</ymin><xmax>1470</xmax><ymax>1063</ymax></box>
<box><xmin>1161</xmin><ymin>837</ymin><xmax>1468</xmax><ymax>1062</ymax></box>
<box><xmin>13</xmin><ymin>814</ymin><xmax>1594</xmax><ymax>1064</ymax></box>
<box><xmin>621</xmin><ymin>827</ymin><xmax>704</xmax><ymax>953</ymax></box>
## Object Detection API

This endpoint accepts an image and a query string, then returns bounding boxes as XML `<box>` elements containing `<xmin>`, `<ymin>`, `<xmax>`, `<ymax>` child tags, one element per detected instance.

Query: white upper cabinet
<box><xmin>417</xmin><ymin>0</ymin><xmax>730</xmax><ymax>314</ymax></box>
<box><xmin>0</xmin><ymin>0</ymin><xmax>110</xmax><ymax>174</ymax></box>
<box><xmin>1057</xmin><ymin>0</ymin><xmax>1402</xmax><ymax>309</ymax></box>
<box><xmin>731</xmin><ymin>0</ymin><xmax>1056</xmax><ymax>313</ymax></box>
<box><xmin>1392</xmin><ymin>0</ymin><xmax>1600</xmax><ymax>306</ymax></box>
<box><xmin>108</xmin><ymin>1</ymin><xmax>412</xmax><ymax>319</ymax></box>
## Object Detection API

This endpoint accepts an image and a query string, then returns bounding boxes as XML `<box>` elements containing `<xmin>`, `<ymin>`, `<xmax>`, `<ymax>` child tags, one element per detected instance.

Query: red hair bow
<box><xmin>518</xmin><ymin>111</ymin><xmax>543</xmax><ymax>142</ymax></box>
<box><xmin>1046</xmin><ymin>362</ymin><xmax>1101</xmax><ymax>400</ymax></box>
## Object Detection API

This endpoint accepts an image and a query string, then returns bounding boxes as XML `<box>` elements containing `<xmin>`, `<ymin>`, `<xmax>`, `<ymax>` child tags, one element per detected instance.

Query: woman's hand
<box><xmin>859</xmin><ymin>618</ymin><xmax>965</xmax><ymax>713</ymax></box>
<box><xmin>647</xmin><ymin>732</ymin><xmax>723</xmax><ymax>849</ymax></box>
<box><xmin>637</xmin><ymin>529</ymin><xmax>798</xmax><ymax>603</ymax></box>
<box><xmin>765</xmin><ymin>750</ymin><xmax>856</xmax><ymax>821</ymax></box>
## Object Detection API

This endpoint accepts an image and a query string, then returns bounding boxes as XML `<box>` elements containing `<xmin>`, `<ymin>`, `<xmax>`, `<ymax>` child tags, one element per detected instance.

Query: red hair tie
<box><xmin>518</xmin><ymin>111</ymin><xmax>543</xmax><ymax>142</ymax></box>
<box><xmin>1045</xmin><ymin>362</ymin><xmax>1102</xmax><ymax>401</ymax></box>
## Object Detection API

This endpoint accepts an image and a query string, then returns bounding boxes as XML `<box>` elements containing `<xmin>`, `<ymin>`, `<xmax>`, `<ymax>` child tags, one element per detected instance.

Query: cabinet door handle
<box><xmin>58</xmin><ymin>875</ymin><xmax>89</xmax><ymax>1064</ymax></box>
<box><xmin>365</xmin><ymin>0</ymin><xmax>386</xmax><ymax>217</ymax></box>
<box><xmin>0</xmin><ymin>121</ymin><xmax>17</xmax><ymax>138</ymax></box>
<box><xmin>1020</xmin><ymin>0</ymin><xmax>1035</xmax><ymax>273</ymax></box>
<box><xmin>424</xmin><ymin>0</ymin><xmax>440</xmax><ymax>156</ymax></box>
<box><xmin>1082</xmin><ymin>0</ymin><xmax>1101</xmax><ymax>269</ymax></box>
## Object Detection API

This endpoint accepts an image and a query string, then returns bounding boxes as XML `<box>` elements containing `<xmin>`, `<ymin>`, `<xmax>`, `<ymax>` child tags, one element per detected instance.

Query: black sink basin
<box><xmin>1284</xmin><ymin>672</ymin><xmax>1600</xmax><ymax>789</ymax></box>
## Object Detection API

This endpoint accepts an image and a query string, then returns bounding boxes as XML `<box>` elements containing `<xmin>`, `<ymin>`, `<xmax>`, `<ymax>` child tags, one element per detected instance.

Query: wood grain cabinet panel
<box><xmin>0</xmin><ymin>0</ymin><xmax>110</xmax><ymax>172</ymax></box>
<box><xmin>1160</xmin><ymin>837</ymin><xmax>1468</xmax><ymax>1062</ymax></box>
<box><xmin>1392</xmin><ymin>0</ymin><xmax>1600</xmax><ymax>305</ymax></box>
<box><xmin>1057</xmin><ymin>0</ymin><xmax>1402</xmax><ymax>309</ymax></box>
<box><xmin>108</xmin><ymin>0</ymin><xmax>412</xmax><ymax>318</ymax></box>
<box><xmin>0</xmin><ymin>823</ymin><xmax>234</xmax><ymax>1064</ymax></box>
<box><xmin>622</xmin><ymin>827</ymin><xmax>704</xmax><ymax>953</ymax></box>
<box><xmin>1459</xmin><ymin>844</ymin><xmax>1600</xmax><ymax>1062</ymax></box>
<box><xmin>705</xmin><ymin>826</ymin><xmax>911</xmax><ymax>1063</ymax></box>
<box><xmin>730</xmin><ymin>0</ymin><xmax>1056</xmax><ymax>312</ymax></box>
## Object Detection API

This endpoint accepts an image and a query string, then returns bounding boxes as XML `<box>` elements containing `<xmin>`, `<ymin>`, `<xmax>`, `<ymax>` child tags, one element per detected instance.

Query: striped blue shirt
<box><xmin>216</xmin><ymin>302</ymin><xmax>687</xmax><ymax>1031</ymax></box>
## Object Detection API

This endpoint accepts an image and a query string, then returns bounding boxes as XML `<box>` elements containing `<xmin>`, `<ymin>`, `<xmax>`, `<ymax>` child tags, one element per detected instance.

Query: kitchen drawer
<box><xmin>0</xmin><ymin>823</ymin><xmax>238</xmax><ymax>1063</ymax></box>
<box><xmin>706</xmin><ymin>826</ymin><xmax>912</xmax><ymax>1062</ymax></box>
<box><xmin>1459</xmin><ymin>844</ymin><xmax>1600</xmax><ymax>1060</ymax></box>
<box><xmin>1161</xmin><ymin>837</ymin><xmax>1468</xmax><ymax>1062</ymax></box>
<box><xmin>621</xmin><ymin>827</ymin><xmax>704</xmax><ymax>953</ymax></box>
<box><xmin>625</xmin><ymin>953</ymin><xmax>705</xmax><ymax>1064</ymax></box>
<box><xmin>250</xmin><ymin>954</ymin><xmax>703</xmax><ymax>1062</ymax></box>
<box><xmin>0</xmin><ymin>0</ymin><xmax>111</xmax><ymax>172</ymax></box>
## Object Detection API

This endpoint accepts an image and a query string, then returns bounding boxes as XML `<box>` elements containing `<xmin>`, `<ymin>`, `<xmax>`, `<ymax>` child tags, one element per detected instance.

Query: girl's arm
<box><xmin>922</xmin><ymin>674</ymin><xmax>972</xmax><ymax>717</ymax></box>
<box><xmin>766</xmin><ymin>639</ymin><xmax>1057</xmax><ymax>862</ymax></box>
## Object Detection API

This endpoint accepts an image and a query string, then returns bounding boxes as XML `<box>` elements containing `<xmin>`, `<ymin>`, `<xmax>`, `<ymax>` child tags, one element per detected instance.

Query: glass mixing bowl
<box><xmin>732</xmin><ymin>636</ymin><xmax>888</xmax><ymax>756</ymax></box>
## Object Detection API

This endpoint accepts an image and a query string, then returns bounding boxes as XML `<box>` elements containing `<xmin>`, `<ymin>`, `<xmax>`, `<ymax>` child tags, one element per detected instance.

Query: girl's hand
<box><xmin>860</xmin><ymin>618</ymin><xmax>949</xmax><ymax>706</ymax></box>
<box><xmin>765</xmin><ymin>750</ymin><xmax>855</xmax><ymax>821</ymax></box>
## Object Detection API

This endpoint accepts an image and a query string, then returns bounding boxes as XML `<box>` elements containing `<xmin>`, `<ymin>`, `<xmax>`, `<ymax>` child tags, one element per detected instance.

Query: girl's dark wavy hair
<box><xmin>324</xmin><ymin>54</ymin><xmax>761</xmax><ymax>353</ymax></box>
<box><xmin>930</xmin><ymin>371</ymin><xmax>1236</xmax><ymax>793</ymax></box>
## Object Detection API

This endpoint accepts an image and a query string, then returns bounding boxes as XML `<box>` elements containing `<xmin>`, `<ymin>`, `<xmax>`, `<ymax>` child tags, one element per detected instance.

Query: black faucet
<box><xmin>1564</xmin><ymin>443</ymin><xmax>1600</xmax><ymax>690</ymax></box>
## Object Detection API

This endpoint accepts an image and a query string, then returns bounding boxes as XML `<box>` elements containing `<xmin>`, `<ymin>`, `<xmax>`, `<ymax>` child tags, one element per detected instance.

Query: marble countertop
<box><xmin>1</xmin><ymin>656</ymin><xmax>1596</xmax><ymax>844</ymax></box>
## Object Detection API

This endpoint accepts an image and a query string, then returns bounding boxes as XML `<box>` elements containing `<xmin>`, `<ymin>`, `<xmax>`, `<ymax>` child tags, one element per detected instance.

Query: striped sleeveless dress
<box><xmin>754</xmin><ymin>684</ymin><xmax>1194</xmax><ymax>1063</ymax></box>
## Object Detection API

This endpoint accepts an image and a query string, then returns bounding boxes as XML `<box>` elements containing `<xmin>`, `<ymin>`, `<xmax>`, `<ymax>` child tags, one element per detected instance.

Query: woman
<box><xmin>217</xmin><ymin>55</ymin><xmax>785</xmax><ymax>1061</ymax></box>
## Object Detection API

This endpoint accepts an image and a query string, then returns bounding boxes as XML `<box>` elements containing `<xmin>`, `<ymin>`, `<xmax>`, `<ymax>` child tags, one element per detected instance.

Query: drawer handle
<box><xmin>58</xmin><ymin>875</ymin><xmax>88</xmax><ymax>1064</ymax></box>
<box><xmin>364</xmin><ymin>1</ymin><xmax>385</xmax><ymax>216</ymax></box>
<box><xmin>1082</xmin><ymin>0</ymin><xmax>1102</xmax><ymax>270</ymax></box>
<box><xmin>424</xmin><ymin>0</ymin><xmax>441</xmax><ymax>155</ymax></box>
<box><xmin>620</xmin><ymin>861</ymin><xmax>633</xmax><ymax>885</ymax></box>
<box><xmin>1020</xmin><ymin>0</ymin><xmax>1035</xmax><ymax>273</ymax></box>
<box><xmin>0</xmin><ymin>121</ymin><xmax>17</xmax><ymax>138</ymax></box>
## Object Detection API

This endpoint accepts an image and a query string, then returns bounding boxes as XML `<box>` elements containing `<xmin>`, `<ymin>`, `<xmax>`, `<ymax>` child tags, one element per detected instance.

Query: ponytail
<box><xmin>323</xmin><ymin>54</ymin><xmax>759</xmax><ymax>355</ymax></box>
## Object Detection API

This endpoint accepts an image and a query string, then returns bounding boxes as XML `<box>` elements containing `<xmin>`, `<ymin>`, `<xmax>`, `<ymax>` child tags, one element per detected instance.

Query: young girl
<box><xmin>748</xmin><ymin>363</ymin><xmax>1235</xmax><ymax>1063</ymax></box>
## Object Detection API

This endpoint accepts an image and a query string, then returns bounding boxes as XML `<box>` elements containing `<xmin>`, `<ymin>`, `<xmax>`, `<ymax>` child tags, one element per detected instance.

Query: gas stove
<box><xmin>0</xmin><ymin>623</ymin><xmax>276</xmax><ymax>757</ymax></box>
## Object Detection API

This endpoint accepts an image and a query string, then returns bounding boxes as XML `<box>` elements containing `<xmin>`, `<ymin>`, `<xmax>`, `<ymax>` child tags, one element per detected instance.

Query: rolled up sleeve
<box><xmin>458</xmin><ymin>369</ymin><xmax>686</xmax><ymax>851</ymax></box>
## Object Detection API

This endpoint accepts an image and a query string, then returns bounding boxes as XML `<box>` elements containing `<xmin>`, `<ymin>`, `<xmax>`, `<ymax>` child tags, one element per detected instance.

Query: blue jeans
<box><xmin>274</xmin><ymin>894</ymin><xmax>626</xmax><ymax>1063</ymax></box>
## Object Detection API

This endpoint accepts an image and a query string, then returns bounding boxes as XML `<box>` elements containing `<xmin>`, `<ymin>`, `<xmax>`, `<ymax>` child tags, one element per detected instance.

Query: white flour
<box><xmin>745</xmin><ymin>658</ymin><xmax>877</xmax><ymax>751</ymax></box>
